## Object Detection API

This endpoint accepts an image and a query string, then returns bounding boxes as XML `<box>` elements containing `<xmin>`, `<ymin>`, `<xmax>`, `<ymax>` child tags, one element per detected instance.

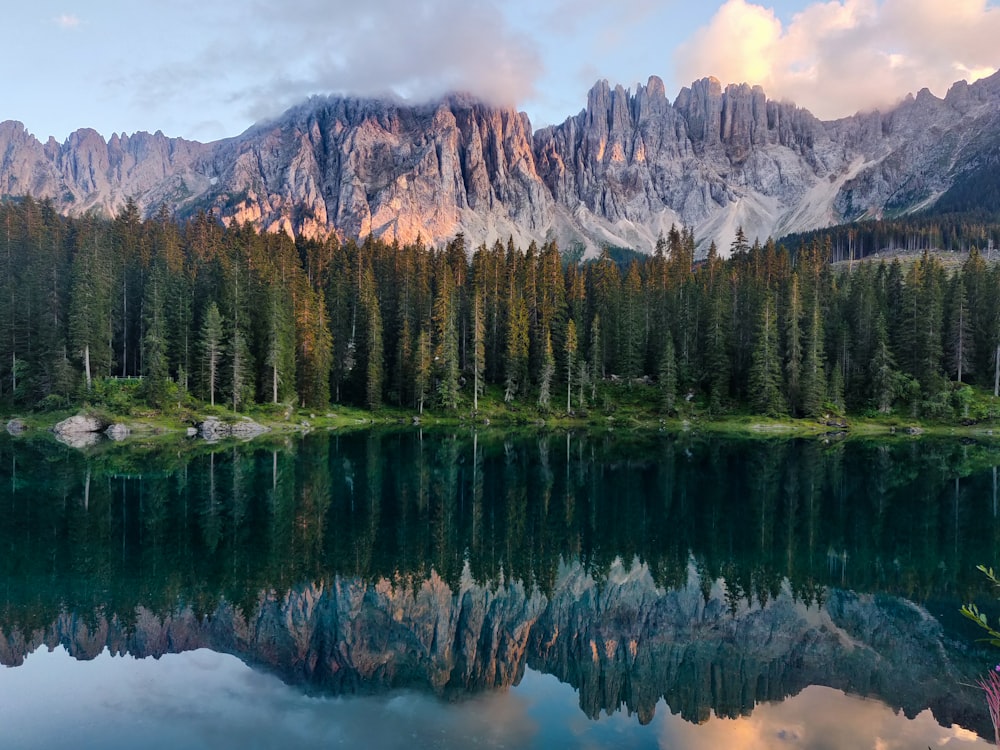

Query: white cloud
<box><xmin>131</xmin><ymin>0</ymin><xmax>542</xmax><ymax>130</ymax></box>
<box><xmin>53</xmin><ymin>13</ymin><xmax>81</xmax><ymax>29</ymax></box>
<box><xmin>675</xmin><ymin>0</ymin><xmax>1000</xmax><ymax>119</ymax></box>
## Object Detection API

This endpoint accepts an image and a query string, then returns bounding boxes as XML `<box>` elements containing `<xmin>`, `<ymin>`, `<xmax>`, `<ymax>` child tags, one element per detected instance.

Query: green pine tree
<box><xmin>565</xmin><ymin>318</ymin><xmax>578</xmax><ymax>413</ymax></box>
<box><xmin>658</xmin><ymin>335</ymin><xmax>678</xmax><ymax>414</ymax></box>
<box><xmin>748</xmin><ymin>291</ymin><xmax>784</xmax><ymax>415</ymax></box>
<box><xmin>199</xmin><ymin>302</ymin><xmax>224</xmax><ymax>406</ymax></box>
<box><xmin>538</xmin><ymin>331</ymin><xmax>555</xmax><ymax>409</ymax></box>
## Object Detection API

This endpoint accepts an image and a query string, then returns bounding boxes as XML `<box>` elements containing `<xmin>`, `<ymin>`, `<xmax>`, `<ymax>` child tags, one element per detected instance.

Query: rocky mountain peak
<box><xmin>0</xmin><ymin>70</ymin><xmax>998</xmax><ymax>255</ymax></box>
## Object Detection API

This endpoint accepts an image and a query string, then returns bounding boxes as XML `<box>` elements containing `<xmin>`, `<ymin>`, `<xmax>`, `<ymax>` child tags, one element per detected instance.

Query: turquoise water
<box><xmin>1</xmin><ymin>430</ymin><xmax>997</xmax><ymax>747</ymax></box>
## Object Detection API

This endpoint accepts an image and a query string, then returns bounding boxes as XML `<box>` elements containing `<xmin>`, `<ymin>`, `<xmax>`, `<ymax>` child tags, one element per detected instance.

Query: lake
<box><xmin>1</xmin><ymin>428</ymin><xmax>998</xmax><ymax>748</ymax></box>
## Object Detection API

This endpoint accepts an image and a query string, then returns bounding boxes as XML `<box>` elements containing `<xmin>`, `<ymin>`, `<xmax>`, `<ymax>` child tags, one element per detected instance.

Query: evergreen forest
<box><xmin>3</xmin><ymin>195</ymin><xmax>1000</xmax><ymax>421</ymax></box>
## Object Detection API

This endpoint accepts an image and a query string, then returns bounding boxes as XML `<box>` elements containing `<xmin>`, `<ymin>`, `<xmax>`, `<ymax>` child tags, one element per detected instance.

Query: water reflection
<box><xmin>1</xmin><ymin>650</ymin><xmax>988</xmax><ymax>750</ymax></box>
<box><xmin>1</xmin><ymin>429</ymin><xmax>999</xmax><ymax>742</ymax></box>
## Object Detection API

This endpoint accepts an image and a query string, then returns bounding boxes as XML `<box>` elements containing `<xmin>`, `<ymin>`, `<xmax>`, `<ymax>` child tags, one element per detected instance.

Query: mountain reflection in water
<box><xmin>1</xmin><ymin>429</ymin><xmax>998</xmax><ymax>744</ymax></box>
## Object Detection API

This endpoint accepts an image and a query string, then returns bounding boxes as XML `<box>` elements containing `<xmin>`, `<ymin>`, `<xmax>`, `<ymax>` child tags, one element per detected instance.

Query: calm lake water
<box><xmin>1</xmin><ymin>428</ymin><xmax>999</xmax><ymax>748</ymax></box>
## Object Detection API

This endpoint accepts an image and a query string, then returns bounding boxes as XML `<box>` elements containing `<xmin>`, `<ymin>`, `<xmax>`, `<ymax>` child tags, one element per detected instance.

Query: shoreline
<box><xmin>5</xmin><ymin>404</ymin><xmax>1000</xmax><ymax>447</ymax></box>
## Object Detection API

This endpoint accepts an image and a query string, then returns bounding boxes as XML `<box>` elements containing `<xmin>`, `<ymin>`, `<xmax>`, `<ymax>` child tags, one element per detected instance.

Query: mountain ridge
<box><xmin>2</xmin><ymin>71</ymin><xmax>999</xmax><ymax>255</ymax></box>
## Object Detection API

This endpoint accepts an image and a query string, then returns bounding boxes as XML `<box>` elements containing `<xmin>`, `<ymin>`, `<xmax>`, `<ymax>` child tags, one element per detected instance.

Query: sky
<box><xmin>7</xmin><ymin>0</ymin><xmax>999</xmax><ymax>143</ymax></box>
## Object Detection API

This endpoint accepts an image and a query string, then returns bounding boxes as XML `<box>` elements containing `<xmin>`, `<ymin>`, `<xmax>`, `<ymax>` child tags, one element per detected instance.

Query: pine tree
<box><xmin>946</xmin><ymin>272</ymin><xmax>973</xmax><ymax>383</ymax></box>
<box><xmin>565</xmin><ymin>318</ymin><xmax>578</xmax><ymax>414</ymax></box>
<box><xmin>393</xmin><ymin>316</ymin><xmax>412</xmax><ymax>407</ymax></box>
<box><xmin>748</xmin><ymin>291</ymin><xmax>784</xmax><ymax>415</ymax></box>
<box><xmin>263</xmin><ymin>283</ymin><xmax>296</xmax><ymax>404</ymax></box>
<box><xmin>961</xmin><ymin>247</ymin><xmax>992</xmax><ymax>387</ymax></box>
<box><xmin>730</xmin><ymin>226</ymin><xmax>750</xmax><ymax>256</ymax></box>
<box><xmin>869</xmin><ymin>313</ymin><xmax>896</xmax><ymax>413</ymax></box>
<box><xmin>703</xmin><ymin>270</ymin><xmax>731</xmax><ymax>414</ymax></box>
<box><xmin>295</xmin><ymin>285</ymin><xmax>333</xmax><ymax>408</ymax></box>
<box><xmin>415</xmin><ymin>326</ymin><xmax>432</xmax><ymax>414</ymax></box>
<box><xmin>588</xmin><ymin>313</ymin><xmax>602</xmax><ymax>402</ymax></box>
<box><xmin>140</xmin><ymin>265</ymin><xmax>170</xmax><ymax>406</ymax></box>
<box><xmin>658</xmin><ymin>334</ymin><xmax>677</xmax><ymax>414</ymax></box>
<box><xmin>504</xmin><ymin>291</ymin><xmax>529</xmax><ymax>402</ymax></box>
<box><xmin>200</xmin><ymin>302</ymin><xmax>224</xmax><ymax>406</ymax></box>
<box><xmin>621</xmin><ymin>260</ymin><xmax>645</xmax><ymax>378</ymax></box>
<box><xmin>111</xmin><ymin>197</ymin><xmax>148</xmax><ymax>378</ymax></box>
<box><xmin>228</xmin><ymin>324</ymin><xmax>252</xmax><ymax>412</ymax></box>
<box><xmin>537</xmin><ymin>331</ymin><xmax>554</xmax><ymax>409</ymax></box>
<box><xmin>433</xmin><ymin>265</ymin><xmax>459</xmax><ymax>409</ymax></box>
<box><xmin>801</xmin><ymin>291</ymin><xmax>826</xmax><ymax>417</ymax></box>
<box><xmin>472</xmin><ymin>290</ymin><xmax>485</xmax><ymax>411</ymax></box>
<box><xmin>783</xmin><ymin>272</ymin><xmax>803</xmax><ymax>414</ymax></box>
<box><xmin>914</xmin><ymin>252</ymin><xmax>945</xmax><ymax>388</ymax></box>
<box><xmin>360</xmin><ymin>267</ymin><xmax>383</xmax><ymax>410</ymax></box>
<box><xmin>68</xmin><ymin>219</ymin><xmax>114</xmax><ymax>391</ymax></box>
<box><xmin>590</xmin><ymin>249</ymin><xmax>620</xmax><ymax>378</ymax></box>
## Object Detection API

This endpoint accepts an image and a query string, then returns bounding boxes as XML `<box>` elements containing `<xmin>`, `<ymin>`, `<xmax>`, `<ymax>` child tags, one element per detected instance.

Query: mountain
<box><xmin>2</xmin><ymin>71</ymin><xmax>1000</xmax><ymax>255</ymax></box>
<box><xmin>0</xmin><ymin>560</ymin><xmax>986</xmax><ymax>734</ymax></box>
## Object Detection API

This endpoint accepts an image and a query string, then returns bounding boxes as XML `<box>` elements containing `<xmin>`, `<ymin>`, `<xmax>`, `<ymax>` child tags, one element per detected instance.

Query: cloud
<box><xmin>130</xmin><ymin>0</ymin><xmax>541</xmax><ymax>132</ymax></box>
<box><xmin>53</xmin><ymin>13</ymin><xmax>81</xmax><ymax>29</ymax></box>
<box><xmin>674</xmin><ymin>0</ymin><xmax>1000</xmax><ymax>119</ymax></box>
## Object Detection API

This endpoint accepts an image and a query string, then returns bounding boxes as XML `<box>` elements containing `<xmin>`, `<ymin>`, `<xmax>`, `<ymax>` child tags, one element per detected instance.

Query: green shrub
<box><xmin>36</xmin><ymin>394</ymin><xmax>71</xmax><ymax>412</ymax></box>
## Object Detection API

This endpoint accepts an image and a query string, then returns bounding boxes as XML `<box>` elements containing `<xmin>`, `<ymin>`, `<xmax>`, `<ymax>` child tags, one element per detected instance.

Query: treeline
<box><xmin>2</xmin><ymin>196</ymin><xmax>1000</xmax><ymax>418</ymax></box>
<box><xmin>782</xmin><ymin>213</ymin><xmax>1000</xmax><ymax>263</ymax></box>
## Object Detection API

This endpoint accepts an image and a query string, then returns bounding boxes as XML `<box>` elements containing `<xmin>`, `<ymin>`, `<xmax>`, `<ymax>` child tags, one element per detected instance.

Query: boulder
<box><xmin>53</xmin><ymin>414</ymin><xmax>107</xmax><ymax>436</ymax></box>
<box><xmin>198</xmin><ymin>418</ymin><xmax>226</xmax><ymax>440</ymax></box>
<box><xmin>5</xmin><ymin>418</ymin><xmax>26</xmax><ymax>435</ymax></box>
<box><xmin>228</xmin><ymin>419</ymin><xmax>270</xmax><ymax>439</ymax></box>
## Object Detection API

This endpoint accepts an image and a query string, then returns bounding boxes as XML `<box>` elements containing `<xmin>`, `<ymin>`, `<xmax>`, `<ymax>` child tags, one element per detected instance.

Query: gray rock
<box><xmin>5</xmin><ymin>418</ymin><xmax>26</xmax><ymax>435</ymax></box>
<box><xmin>53</xmin><ymin>414</ymin><xmax>107</xmax><ymax>436</ymax></box>
<box><xmin>197</xmin><ymin>418</ymin><xmax>226</xmax><ymax>441</ymax></box>
<box><xmin>228</xmin><ymin>419</ymin><xmax>270</xmax><ymax>439</ymax></box>
<box><xmin>186</xmin><ymin>427</ymin><xmax>198</xmax><ymax>438</ymax></box>
<box><xmin>104</xmin><ymin>423</ymin><xmax>130</xmax><ymax>441</ymax></box>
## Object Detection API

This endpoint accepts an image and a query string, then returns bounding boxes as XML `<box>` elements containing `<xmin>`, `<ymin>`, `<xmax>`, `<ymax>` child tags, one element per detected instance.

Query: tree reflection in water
<box><xmin>0</xmin><ymin>429</ymin><xmax>998</xmax><ymax>741</ymax></box>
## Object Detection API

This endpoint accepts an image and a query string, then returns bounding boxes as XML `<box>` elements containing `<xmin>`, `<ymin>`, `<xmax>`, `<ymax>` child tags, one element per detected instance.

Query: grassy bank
<box><xmin>5</xmin><ymin>378</ymin><xmax>1000</xmax><ymax>445</ymax></box>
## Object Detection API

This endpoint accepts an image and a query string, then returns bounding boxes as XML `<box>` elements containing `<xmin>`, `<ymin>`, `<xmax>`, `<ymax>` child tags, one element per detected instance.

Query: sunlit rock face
<box><xmin>0</xmin><ymin>121</ymin><xmax>211</xmax><ymax>218</ymax></box>
<box><xmin>0</xmin><ymin>70</ymin><xmax>999</xmax><ymax>253</ymax></box>
<box><xmin>209</xmin><ymin>94</ymin><xmax>553</xmax><ymax>249</ymax></box>
<box><xmin>0</xmin><ymin>560</ymin><xmax>985</xmax><ymax>736</ymax></box>
<box><xmin>0</xmin><ymin>95</ymin><xmax>554</xmax><ymax>252</ymax></box>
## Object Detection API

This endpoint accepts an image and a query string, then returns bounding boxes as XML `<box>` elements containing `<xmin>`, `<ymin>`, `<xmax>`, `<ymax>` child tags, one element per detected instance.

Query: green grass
<box><xmin>7</xmin><ymin>376</ymin><xmax>1000</xmax><ymax>445</ymax></box>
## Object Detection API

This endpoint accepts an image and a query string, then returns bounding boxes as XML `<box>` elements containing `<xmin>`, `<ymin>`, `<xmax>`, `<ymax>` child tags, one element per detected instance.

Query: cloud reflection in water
<box><xmin>0</xmin><ymin>647</ymin><xmax>989</xmax><ymax>750</ymax></box>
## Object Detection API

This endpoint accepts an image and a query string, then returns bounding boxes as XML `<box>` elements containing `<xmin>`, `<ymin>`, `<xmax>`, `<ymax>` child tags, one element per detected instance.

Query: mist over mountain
<box><xmin>2</xmin><ymin>70</ymin><xmax>999</xmax><ymax>255</ymax></box>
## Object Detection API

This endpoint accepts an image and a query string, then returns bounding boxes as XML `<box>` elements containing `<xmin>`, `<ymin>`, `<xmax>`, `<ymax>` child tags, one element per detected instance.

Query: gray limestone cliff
<box><xmin>2</xmin><ymin>71</ymin><xmax>999</xmax><ymax>255</ymax></box>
